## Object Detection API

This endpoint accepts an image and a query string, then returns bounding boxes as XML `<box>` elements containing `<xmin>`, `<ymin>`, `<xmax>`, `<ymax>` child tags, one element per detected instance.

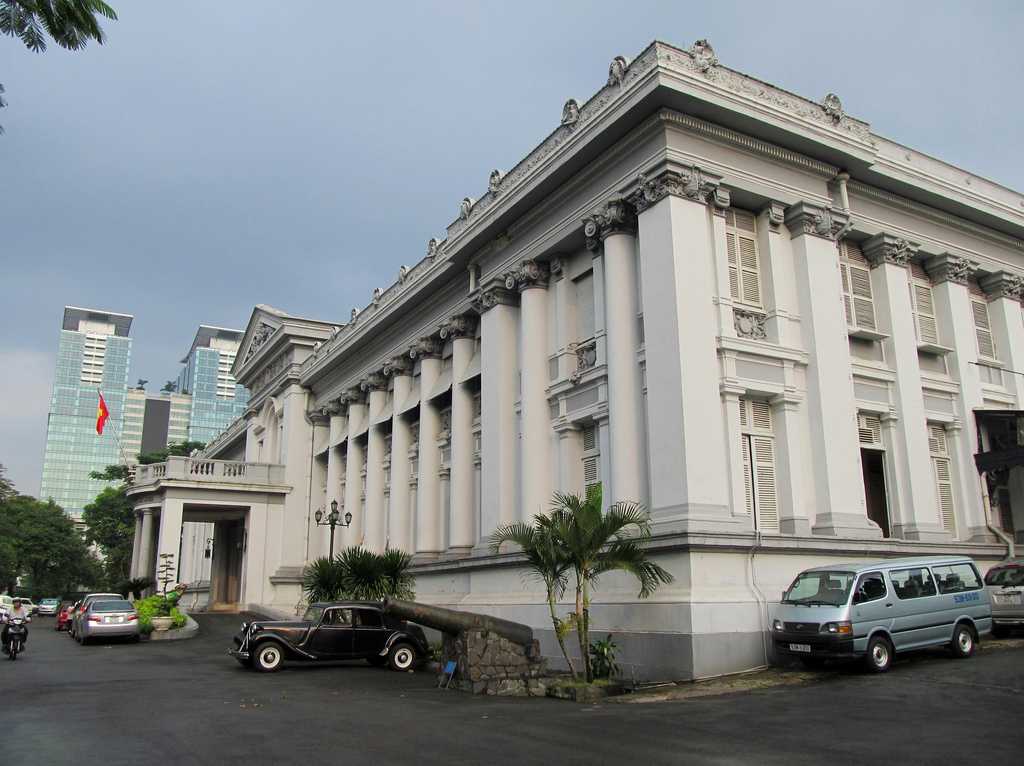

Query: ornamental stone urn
<box><xmin>151</xmin><ymin>616</ymin><xmax>174</xmax><ymax>632</ymax></box>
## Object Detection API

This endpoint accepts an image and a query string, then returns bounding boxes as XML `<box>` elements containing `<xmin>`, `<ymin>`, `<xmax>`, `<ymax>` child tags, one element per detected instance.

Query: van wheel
<box><xmin>864</xmin><ymin>635</ymin><xmax>893</xmax><ymax>673</ymax></box>
<box><xmin>254</xmin><ymin>642</ymin><xmax>284</xmax><ymax>672</ymax></box>
<box><xmin>950</xmin><ymin>624</ymin><xmax>975</xmax><ymax>658</ymax></box>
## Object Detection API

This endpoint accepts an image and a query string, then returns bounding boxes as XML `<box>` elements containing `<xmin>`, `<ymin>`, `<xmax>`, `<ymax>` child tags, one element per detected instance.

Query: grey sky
<box><xmin>2</xmin><ymin>1</ymin><xmax>1022</xmax><ymax>495</ymax></box>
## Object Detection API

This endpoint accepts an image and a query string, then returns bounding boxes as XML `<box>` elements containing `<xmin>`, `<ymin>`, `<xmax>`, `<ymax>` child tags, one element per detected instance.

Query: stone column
<box><xmin>139</xmin><ymin>508</ymin><xmax>156</xmax><ymax>581</ymax></box>
<box><xmin>514</xmin><ymin>259</ymin><xmax>552</xmax><ymax>520</ymax></box>
<box><xmin>362</xmin><ymin>373</ymin><xmax>388</xmax><ymax>553</ymax></box>
<box><xmin>478</xmin><ymin>280</ymin><xmax>519</xmax><ymax>543</ymax></box>
<box><xmin>628</xmin><ymin>167</ymin><xmax>739</xmax><ymax>531</ymax></box>
<box><xmin>412</xmin><ymin>336</ymin><xmax>443</xmax><ymax>557</ymax></box>
<box><xmin>980</xmin><ymin>271</ymin><xmax>1024</xmax><ymax>403</ymax></box>
<box><xmin>584</xmin><ymin>199</ymin><xmax>647</xmax><ymax>505</ymax></box>
<box><xmin>555</xmin><ymin>422</ymin><xmax>583</xmax><ymax>494</ymax></box>
<box><xmin>129</xmin><ymin>512</ymin><xmax>144</xmax><ymax>577</ymax></box>
<box><xmin>325</xmin><ymin>399</ymin><xmax>345</xmax><ymax>513</ymax></box>
<box><xmin>154</xmin><ymin>498</ymin><xmax>184</xmax><ymax>585</ymax></box>
<box><xmin>385</xmin><ymin>355</ymin><xmax>414</xmax><ymax>552</ymax></box>
<box><xmin>342</xmin><ymin>389</ymin><xmax>367</xmax><ymax>547</ymax></box>
<box><xmin>441</xmin><ymin>314</ymin><xmax>478</xmax><ymax>553</ymax></box>
<box><xmin>784</xmin><ymin>202</ymin><xmax>879</xmax><ymax>538</ymax></box>
<box><xmin>863</xmin><ymin>233</ymin><xmax>947</xmax><ymax>540</ymax></box>
<box><xmin>770</xmin><ymin>392</ymin><xmax>812</xmax><ymax>535</ymax></box>
<box><xmin>926</xmin><ymin>254</ymin><xmax>993</xmax><ymax>540</ymax></box>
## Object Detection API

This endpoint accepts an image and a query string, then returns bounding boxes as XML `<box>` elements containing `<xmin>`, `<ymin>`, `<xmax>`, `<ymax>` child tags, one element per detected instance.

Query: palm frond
<box><xmin>592</xmin><ymin>540</ymin><xmax>674</xmax><ymax>597</ymax></box>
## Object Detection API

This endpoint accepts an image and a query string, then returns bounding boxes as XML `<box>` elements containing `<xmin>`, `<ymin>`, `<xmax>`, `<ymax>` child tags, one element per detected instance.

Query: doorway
<box><xmin>210</xmin><ymin>519</ymin><xmax>244</xmax><ymax>607</ymax></box>
<box><xmin>861</xmin><ymin>448</ymin><xmax>890</xmax><ymax>537</ymax></box>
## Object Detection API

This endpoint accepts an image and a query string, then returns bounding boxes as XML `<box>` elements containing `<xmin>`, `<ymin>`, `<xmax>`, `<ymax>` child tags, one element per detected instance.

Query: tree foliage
<box><xmin>137</xmin><ymin>440</ymin><xmax>206</xmax><ymax>465</ymax></box>
<box><xmin>81</xmin><ymin>485</ymin><xmax>134</xmax><ymax>586</ymax></box>
<box><xmin>0</xmin><ymin>492</ymin><xmax>102</xmax><ymax>597</ymax></box>
<box><xmin>0</xmin><ymin>463</ymin><xmax>15</xmax><ymax>503</ymax></box>
<box><xmin>302</xmin><ymin>547</ymin><xmax>415</xmax><ymax>604</ymax></box>
<box><xmin>0</xmin><ymin>1</ymin><xmax>118</xmax><ymax>131</ymax></box>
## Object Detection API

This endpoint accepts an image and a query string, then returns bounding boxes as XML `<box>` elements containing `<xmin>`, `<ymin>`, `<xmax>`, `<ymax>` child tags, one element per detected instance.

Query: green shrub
<box><xmin>133</xmin><ymin>593</ymin><xmax>185</xmax><ymax>632</ymax></box>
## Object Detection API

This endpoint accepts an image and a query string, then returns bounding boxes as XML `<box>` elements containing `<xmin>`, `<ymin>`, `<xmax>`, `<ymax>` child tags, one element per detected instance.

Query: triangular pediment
<box><xmin>233</xmin><ymin>304</ymin><xmax>340</xmax><ymax>388</ymax></box>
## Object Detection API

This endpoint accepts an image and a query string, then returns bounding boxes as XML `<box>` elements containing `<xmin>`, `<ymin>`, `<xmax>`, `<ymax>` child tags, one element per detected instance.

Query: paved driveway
<box><xmin>7</xmin><ymin>614</ymin><xmax>1023</xmax><ymax>765</ymax></box>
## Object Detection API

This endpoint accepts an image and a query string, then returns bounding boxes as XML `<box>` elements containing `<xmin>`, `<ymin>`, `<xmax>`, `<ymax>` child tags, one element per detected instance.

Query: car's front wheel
<box><xmin>254</xmin><ymin>642</ymin><xmax>284</xmax><ymax>672</ymax></box>
<box><xmin>864</xmin><ymin>635</ymin><xmax>893</xmax><ymax>673</ymax></box>
<box><xmin>950</xmin><ymin>623</ymin><xmax>975</xmax><ymax>659</ymax></box>
<box><xmin>388</xmin><ymin>642</ymin><xmax>416</xmax><ymax>672</ymax></box>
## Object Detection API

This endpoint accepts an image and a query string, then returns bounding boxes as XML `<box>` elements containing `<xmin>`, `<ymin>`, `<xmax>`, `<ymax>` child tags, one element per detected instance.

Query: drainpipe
<box><xmin>979</xmin><ymin>471</ymin><xmax>1015</xmax><ymax>559</ymax></box>
<box><xmin>747</xmin><ymin>531</ymin><xmax>770</xmax><ymax>668</ymax></box>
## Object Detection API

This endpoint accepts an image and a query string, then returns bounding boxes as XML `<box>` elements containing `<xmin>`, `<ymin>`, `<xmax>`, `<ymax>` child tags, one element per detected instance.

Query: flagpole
<box><xmin>97</xmin><ymin>387</ymin><xmax>132</xmax><ymax>471</ymax></box>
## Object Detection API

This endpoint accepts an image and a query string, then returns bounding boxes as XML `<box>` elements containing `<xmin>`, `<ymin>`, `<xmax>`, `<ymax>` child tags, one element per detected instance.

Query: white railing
<box><xmin>133</xmin><ymin>456</ymin><xmax>285</xmax><ymax>486</ymax></box>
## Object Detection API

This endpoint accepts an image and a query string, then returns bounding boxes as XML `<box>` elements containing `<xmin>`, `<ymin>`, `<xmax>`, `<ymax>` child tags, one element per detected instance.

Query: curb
<box><xmin>147</xmin><ymin>614</ymin><xmax>200</xmax><ymax>641</ymax></box>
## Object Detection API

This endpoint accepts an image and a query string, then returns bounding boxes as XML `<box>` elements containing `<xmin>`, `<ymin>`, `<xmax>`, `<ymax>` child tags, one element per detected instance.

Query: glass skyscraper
<box><xmin>176</xmin><ymin>326</ymin><xmax>249</xmax><ymax>445</ymax></box>
<box><xmin>40</xmin><ymin>307</ymin><xmax>133</xmax><ymax>519</ymax></box>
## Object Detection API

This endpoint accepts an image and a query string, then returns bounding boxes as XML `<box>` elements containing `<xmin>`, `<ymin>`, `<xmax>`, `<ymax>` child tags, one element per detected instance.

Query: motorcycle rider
<box><xmin>1</xmin><ymin>598</ymin><xmax>31</xmax><ymax>654</ymax></box>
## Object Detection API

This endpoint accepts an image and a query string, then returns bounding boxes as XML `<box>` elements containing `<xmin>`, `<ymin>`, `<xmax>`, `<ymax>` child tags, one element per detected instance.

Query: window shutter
<box><xmin>583</xmin><ymin>456</ymin><xmax>600</xmax><ymax>489</ymax></box>
<box><xmin>739</xmin><ymin>398</ymin><xmax>778</xmax><ymax>531</ymax></box>
<box><xmin>911</xmin><ymin>282</ymin><xmax>940</xmax><ymax>345</ymax></box>
<box><xmin>857</xmin><ymin>413</ymin><xmax>882</xmax><ymax>446</ymax></box>
<box><xmin>971</xmin><ymin>299</ymin><xmax>997</xmax><ymax>359</ymax></box>
<box><xmin>840</xmin><ymin>242</ymin><xmax>876</xmax><ymax>332</ymax></box>
<box><xmin>582</xmin><ymin>425</ymin><xmax>600</xmax><ymax>492</ymax></box>
<box><xmin>582</xmin><ymin>425</ymin><xmax>597</xmax><ymax>451</ymax></box>
<box><xmin>725</xmin><ymin>210</ymin><xmax>761</xmax><ymax>308</ymax></box>
<box><xmin>928</xmin><ymin>424</ymin><xmax>956</xmax><ymax>534</ymax></box>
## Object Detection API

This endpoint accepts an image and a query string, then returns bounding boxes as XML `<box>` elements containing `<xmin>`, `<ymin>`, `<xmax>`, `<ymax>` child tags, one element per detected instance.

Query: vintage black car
<box><xmin>229</xmin><ymin>601</ymin><xmax>429</xmax><ymax>673</ymax></box>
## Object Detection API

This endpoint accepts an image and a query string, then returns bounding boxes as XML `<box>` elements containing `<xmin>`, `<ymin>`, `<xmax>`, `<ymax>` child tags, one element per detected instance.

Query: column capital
<box><xmin>923</xmin><ymin>252</ymin><xmax>977</xmax><ymax>285</ymax></box>
<box><xmin>308</xmin><ymin>408</ymin><xmax>331</xmax><ymax>425</ymax></box>
<box><xmin>511</xmin><ymin>259</ymin><xmax>550</xmax><ymax>291</ymax></box>
<box><xmin>359</xmin><ymin>372</ymin><xmax>387</xmax><ymax>392</ymax></box>
<box><xmin>409</xmin><ymin>336</ymin><xmax>443</xmax><ymax>359</ymax></box>
<box><xmin>583</xmin><ymin>198</ymin><xmax>637</xmax><ymax>252</ymax></box>
<box><xmin>321</xmin><ymin>399</ymin><xmax>343</xmax><ymax>417</ymax></box>
<box><xmin>626</xmin><ymin>165</ymin><xmax>725</xmax><ymax>214</ymax></box>
<box><xmin>862</xmin><ymin>233</ymin><xmax>918</xmax><ymax>268</ymax></box>
<box><xmin>475</xmin><ymin>279</ymin><xmax>519</xmax><ymax>313</ymax></box>
<box><xmin>979</xmin><ymin>270</ymin><xmax>1024</xmax><ymax>301</ymax></box>
<box><xmin>783</xmin><ymin>201</ymin><xmax>850</xmax><ymax>241</ymax></box>
<box><xmin>439</xmin><ymin>313</ymin><xmax>478</xmax><ymax>339</ymax></box>
<box><xmin>383</xmin><ymin>354</ymin><xmax>413</xmax><ymax>377</ymax></box>
<box><xmin>340</xmin><ymin>387</ymin><xmax>365</xmax><ymax>406</ymax></box>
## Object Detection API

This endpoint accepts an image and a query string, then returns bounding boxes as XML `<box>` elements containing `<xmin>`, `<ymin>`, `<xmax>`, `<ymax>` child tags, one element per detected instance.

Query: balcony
<box><xmin>131</xmin><ymin>456</ymin><xmax>286</xmax><ymax>488</ymax></box>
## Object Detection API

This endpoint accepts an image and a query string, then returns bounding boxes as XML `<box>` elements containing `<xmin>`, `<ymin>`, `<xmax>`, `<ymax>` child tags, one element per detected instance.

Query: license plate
<box><xmin>995</xmin><ymin>594</ymin><xmax>1022</xmax><ymax>605</ymax></box>
<box><xmin>789</xmin><ymin>643</ymin><xmax>811</xmax><ymax>653</ymax></box>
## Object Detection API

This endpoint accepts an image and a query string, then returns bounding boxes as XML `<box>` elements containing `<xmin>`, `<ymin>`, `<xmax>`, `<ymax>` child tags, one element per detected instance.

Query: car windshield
<box><xmin>985</xmin><ymin>564</ymin><xmax>1024</xmax><ymax>587</ymax></box>
<box><xmin>782</xmin><ymin>571</ymin><xmax>855</xmax><ymax>606</ymax></box>
<box><xmin>92</xmin><ymin>601</ymin><xmax>134</xmax><ymax>612</ymax></box>
<box><xmin>302</xmin><ymin>606</ymin><xmax>325</xmax><ymax>623</ymax></box>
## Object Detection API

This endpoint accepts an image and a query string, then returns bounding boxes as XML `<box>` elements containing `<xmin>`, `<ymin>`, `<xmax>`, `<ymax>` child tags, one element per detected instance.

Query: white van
<box><xmin>772</xmin><ymin>556</ymin><xmax>992</xmax><ymax>672</ymax></box>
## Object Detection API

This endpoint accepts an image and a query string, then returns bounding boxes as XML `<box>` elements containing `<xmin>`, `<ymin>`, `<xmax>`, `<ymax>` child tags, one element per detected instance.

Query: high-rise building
<box><xmin>122</xmin><ymin>387</ymin><xmax>195</xmax><ymax>461</ymax></box>
<box><xmin>40</xmin><ymin>307</ymin><xmax>133</xmax><ymax>519</ymax></box>
<box><xmin>176</xmin><ymin>325</ymin><xmax>249</xmax><ymax>444</ymax></box>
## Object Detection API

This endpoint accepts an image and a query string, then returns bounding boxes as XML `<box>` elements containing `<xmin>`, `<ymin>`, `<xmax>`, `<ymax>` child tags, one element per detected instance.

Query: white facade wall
<box><xmin>174</xmin><ymin>39</ymin><xmax>1022</xmax><ymax>678</ymax></box>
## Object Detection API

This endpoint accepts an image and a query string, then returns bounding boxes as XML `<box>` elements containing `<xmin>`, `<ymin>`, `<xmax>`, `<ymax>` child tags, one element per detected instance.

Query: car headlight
<box><xmin>820</xmin><ymin>621</ymin><xmax>852</xmax><ymax>635</ymax></box>
<box><xmin>772</xmin><ymin>619</ymin><xmax>784</xmax><ymax>632</ymax></box>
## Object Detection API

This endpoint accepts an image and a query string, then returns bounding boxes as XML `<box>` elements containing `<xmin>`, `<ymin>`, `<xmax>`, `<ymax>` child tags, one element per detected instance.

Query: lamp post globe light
<box><xmin>314</xmin><ymin>499</ymin><xmax>352</xmax><ymax>558</ymax></box>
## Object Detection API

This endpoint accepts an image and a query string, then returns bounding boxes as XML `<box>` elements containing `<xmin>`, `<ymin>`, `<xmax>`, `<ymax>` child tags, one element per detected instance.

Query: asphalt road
<box><xmin>6</xmin><ymin>614</ymin><xmax>1023</xmax><ymax>765</ymax></box>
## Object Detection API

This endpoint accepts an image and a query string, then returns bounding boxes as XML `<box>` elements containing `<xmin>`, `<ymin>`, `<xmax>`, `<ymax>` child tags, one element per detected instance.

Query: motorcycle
<box><xmin>5</xmin><ymin>617</ymin><xmax>28</xmax><ymax>660</ymax></box>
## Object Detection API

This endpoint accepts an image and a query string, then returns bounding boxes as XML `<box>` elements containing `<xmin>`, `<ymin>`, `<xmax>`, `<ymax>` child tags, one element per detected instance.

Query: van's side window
<box><xmin>931</xmin><ymin>563</ymin><xmax>982</xmax><ymax>594</ymax></box>
<box><xmin>889</xmin><ymin>567</ymin><xmax>937</xmax><ymax>600</ymax></box>
<box><xmin>853</xmin><ymin>572</ymin><xmax>887</xmax><ymax>604</ymax></box>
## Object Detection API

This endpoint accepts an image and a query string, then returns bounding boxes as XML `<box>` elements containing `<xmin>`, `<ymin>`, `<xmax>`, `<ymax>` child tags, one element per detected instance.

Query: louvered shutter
<box><xmin>739</xmin><ymin>398</ymin><xmax>778</xmax><ymax>530</ymax></box>
<box><xmin>857</xmin><ymin>413</ymin><xmax>882</xmax><ymax>446</ymax></box>
<box><xmin>971</xmin><ymin>299</ymin><xmax>997</xmax><ymax>359</ymax></box>
<box><xmin>928</xmin><ymin>424</ymin><xmax>956</xmax><ymax>533</ymax></box>
<box><xmin>582</xmin><ymin>425</ymin><xmax>600</xmax><ymax>492</ymax></box>
<box><xmin>840</xmin><ymin>242</ymin><xmax>876</xmax><ymax>332</ymax></box>
<box><xmin>911</xmin><ymin>281</ymin><xmax>940</xmax><ymax>345</ymax></box>
<box><xmin>725</xmin><ymin>210</ymin><xmax>761</xmax><ymax>308</ymax></box>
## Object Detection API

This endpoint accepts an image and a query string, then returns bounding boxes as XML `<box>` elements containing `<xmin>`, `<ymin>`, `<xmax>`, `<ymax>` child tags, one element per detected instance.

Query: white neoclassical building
<box><xmin>128</xmin><ymin>38</ymin><xmax>1024</xmax><ymax>679</ymax></box>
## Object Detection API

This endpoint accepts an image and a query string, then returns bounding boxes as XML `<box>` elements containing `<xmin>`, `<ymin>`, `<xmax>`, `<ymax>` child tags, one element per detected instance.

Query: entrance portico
<box><xmin>127</xmin><ymin>457</ymin><xmax>290</xmax><ymax>609</ymax></box>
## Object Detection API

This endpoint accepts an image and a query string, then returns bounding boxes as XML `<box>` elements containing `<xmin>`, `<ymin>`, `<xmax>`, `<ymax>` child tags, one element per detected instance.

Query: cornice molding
<box><xmin>862</xmin><ymin>233</ymin><xmax>918</xmax><ymax>268</ymax></box>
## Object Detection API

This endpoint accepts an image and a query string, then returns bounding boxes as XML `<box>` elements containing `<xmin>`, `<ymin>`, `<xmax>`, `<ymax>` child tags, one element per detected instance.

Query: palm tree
<box><xmin>489</xmin><ymin>515</ymin><xmax>577</xmax><ymax>678</ymax></box>
<box><xmin>550</xmin><ymin>486</ymin><xmax>674</xmax><ymax>682</ymax></box>
<box><xmin>302</xmin><ymin>556</ymin><xmax>346</xmax><ymax>603</ymax></box>
<box><xmin>336</xmin><ymin>546</ymin><xmax>415</xmax><ymax>601</ymax></box>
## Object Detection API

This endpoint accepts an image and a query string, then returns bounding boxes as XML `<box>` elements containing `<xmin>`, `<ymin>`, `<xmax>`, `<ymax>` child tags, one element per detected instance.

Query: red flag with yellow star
<box><xmin>96</xmin><ymin>391</ymin><xmax>110</xmax><ymax>435</ymax></box>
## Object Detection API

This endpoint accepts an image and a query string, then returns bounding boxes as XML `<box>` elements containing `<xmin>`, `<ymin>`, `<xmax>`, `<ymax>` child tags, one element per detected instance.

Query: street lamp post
<box><xmin>314</xmin><ymin>499</ymin><xmax>353</xmax><ymax>558</ymax></box>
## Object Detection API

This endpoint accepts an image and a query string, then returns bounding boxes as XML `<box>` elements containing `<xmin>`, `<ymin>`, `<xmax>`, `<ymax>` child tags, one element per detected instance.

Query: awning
<box><xmin>427</xmin><ymin>368</ymin><xmax>453</xmax><ymax>402</ymax></box>
<box><xmin>458</xmin><ymin>351</ymin><xmax>481</xmax><ymax>383</ymax></box>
